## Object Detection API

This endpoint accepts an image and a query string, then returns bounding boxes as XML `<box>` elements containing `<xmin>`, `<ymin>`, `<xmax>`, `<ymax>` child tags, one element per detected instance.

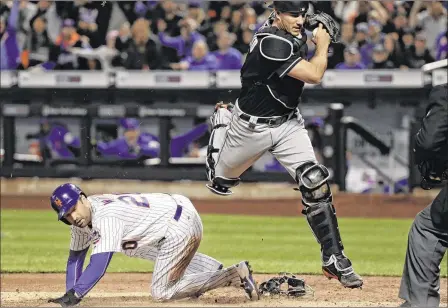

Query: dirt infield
<box><xmin>0</xmin><ymin>179</ymin><xmax>436</xmax><ymax>218</ymax></box>
<box><xmin>2</xmin><ymin>273</ymin><xmax>446</xmax><ymax>307</ymax></box>
<box><xmin>1</xmin><ymin>179</ymin><xmax>445</xmax><ymax>307</ymax></box>
<box><xmin>1</xmin><ymin>193</ymin><xmax>434</xmax><ymax>218</ymax></box>
<box><xmin>0</xmin><ymin>178</ymin><xmax>439</xmax><ymax>218</ymax></box>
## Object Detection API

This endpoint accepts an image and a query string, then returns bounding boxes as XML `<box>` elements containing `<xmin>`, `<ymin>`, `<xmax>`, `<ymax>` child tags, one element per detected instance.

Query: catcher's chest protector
<box><xmin>239</xmin><ymin>24</ymin><xmax>308</xmax><ymax>112</ymax></box>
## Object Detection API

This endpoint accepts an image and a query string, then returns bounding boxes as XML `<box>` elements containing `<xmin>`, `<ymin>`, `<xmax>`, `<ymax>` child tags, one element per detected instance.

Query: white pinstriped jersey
<box><xmin>67</xmin><ymin>193</ymin><xmax>243</xmax><ymax>301</ymax></box>
<box><xmin>69</xmin><ymin>193</ymin><xmax>183</xmax><ymax>255</ymax></box>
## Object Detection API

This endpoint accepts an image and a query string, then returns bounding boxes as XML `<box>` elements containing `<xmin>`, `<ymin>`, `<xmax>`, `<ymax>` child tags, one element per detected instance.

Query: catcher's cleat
<box><xmin>322</xmin><ymin>255</ymin><xmax>363</xmax><ymax>289</ymax></box>
<box><xmin>206</xmin><ymin>183</ymin><xmax>233</xmax><ymax>196</ymax></box>
<box><xmin>236</xmin><ymin>261</ymin><xmax>260</xmax><ymax>301</ymax></box>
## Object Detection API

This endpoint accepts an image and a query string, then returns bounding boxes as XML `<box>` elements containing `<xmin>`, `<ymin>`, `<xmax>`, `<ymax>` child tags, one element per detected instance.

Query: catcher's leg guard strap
<box><xmin>205</xmin><ymin>107</ymin><xmax>240</xmax><ymax>196</ymax></box>
<box><xmin>305</xmin><ymin>202</ymin><xmax>344</xmax><ymax>258</ymax></box>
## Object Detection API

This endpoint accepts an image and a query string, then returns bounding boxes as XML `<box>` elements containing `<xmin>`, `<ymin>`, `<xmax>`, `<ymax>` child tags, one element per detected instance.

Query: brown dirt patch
<box><xmin>0</xmin><ymin>178</ymin><xmax>436</xmax><ymax>218</ymax></box>
<box><xmin>0</xmin><ymin>194</ymin><xmax>433</xmax><ymax>219</ymax></box>
<box><xmin>3</xmin><ymin>273</ymin><xmax>446</xmax><ymax>307</ymax></box>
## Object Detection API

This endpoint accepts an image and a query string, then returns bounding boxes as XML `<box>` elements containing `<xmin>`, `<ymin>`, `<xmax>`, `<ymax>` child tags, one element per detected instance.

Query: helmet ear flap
<box><xmin>50</xmin><ymin>200</ymin><xmax>71</xmax><ymax>225</ymax></box>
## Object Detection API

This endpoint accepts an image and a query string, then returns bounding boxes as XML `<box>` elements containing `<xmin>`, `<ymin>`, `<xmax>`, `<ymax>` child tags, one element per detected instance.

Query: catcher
<box><xmin>399</xmin><ymin>83</ymin><xmax>448</xmax><ymax>307</ymax></box>
<box><xmin>205</xmin><ymin>1</ymin><xmax>363</xmax><ymax>289</ymax></box>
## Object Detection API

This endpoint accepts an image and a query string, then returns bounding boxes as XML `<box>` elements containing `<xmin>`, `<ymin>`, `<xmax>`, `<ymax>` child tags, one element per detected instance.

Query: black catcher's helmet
<box><xmin>270</xmin><ymin>1</ymin><xmax>310</xmax><ymax>16</ymax></box>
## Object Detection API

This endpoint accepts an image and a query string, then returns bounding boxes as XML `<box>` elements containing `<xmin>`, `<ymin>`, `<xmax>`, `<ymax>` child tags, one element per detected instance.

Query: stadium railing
<box><xmin>0</xmin><ymin>69</ymin><xmax>431</xmax><ymax>89</ymax></box>
<box><xmin>0</xmin><ymin>65</ymin><xmax>446</xmax><ymax>188</ymax></box>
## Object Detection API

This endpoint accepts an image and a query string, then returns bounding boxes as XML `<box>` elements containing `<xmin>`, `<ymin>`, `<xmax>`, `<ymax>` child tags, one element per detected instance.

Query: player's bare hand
<box><xmin>312</xmin><ymin>24</ymin><xmax>330</xmax><ymax>47</ymax></box>
<box><xmin>157</xmin><ymin>19</ymin><xmax>167</xmax><ymax>32</ymax></box>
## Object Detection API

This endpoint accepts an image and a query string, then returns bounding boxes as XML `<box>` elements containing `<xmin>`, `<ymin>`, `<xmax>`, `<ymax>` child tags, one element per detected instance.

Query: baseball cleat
<box><xmin>236</xmin><ymin>261</ymin><xmax>260</xmax><ymax>301</ymax></box>
<box><xmin>322</xmin><ymin>255</ymin><xmax>363</xmax><ymax>289</ymax></box>
<box><xmin>205</xmin><ymin>183</ymin><xmax>233</xmax><ymax>196</ymax></box>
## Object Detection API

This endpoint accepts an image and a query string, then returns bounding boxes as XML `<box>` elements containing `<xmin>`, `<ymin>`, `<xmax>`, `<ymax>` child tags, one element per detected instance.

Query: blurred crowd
<box><xmin>0</xmin><ymin>0</ymin><xmax>446</xmax><ymax>71</ymax></box>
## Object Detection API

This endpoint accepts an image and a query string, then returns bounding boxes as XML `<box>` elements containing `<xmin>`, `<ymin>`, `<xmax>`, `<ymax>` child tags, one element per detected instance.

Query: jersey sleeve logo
<box><xmin>91</xmin><ymin>227</ymin><xmax>101</xmax><ymax>245</ymax></box>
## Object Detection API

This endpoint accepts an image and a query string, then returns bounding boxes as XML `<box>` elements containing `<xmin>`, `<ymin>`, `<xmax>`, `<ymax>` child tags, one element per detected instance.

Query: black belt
<box><xmin>173</xmin><ymin>204</ymin><xmax>183</xmax><ymax>221</ymax></box>
<box><xmin>239</xmin><ymin>112</ymin><xmax>293</xmax><ymax>126</ymax></box>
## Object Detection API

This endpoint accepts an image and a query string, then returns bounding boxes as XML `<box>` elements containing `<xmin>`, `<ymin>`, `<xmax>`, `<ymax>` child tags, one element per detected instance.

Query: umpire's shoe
<box><xmin>322</xmin><ymin>255</ymin><xmax>363</xmax><ymax>289</ymax></box>
<box><xmin>236</xmin><ymin>261</ymin><xmax>260</xmax><ymax>301</ymax></box>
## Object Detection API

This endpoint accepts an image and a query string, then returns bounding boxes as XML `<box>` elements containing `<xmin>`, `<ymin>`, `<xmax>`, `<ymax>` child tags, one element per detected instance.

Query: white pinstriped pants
<box><xmin>129</xmin><ymin>195</ymin><xmax>242</xmax><ymax>300</ymax></box>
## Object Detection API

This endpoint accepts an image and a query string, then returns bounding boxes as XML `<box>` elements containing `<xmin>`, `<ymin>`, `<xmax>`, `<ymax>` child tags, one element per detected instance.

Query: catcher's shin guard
<box><xmin>295</xmin><ymin>162</ymin><xmax>343</xmax><ymax>256</ymax></box>
<box><xmin>305</xmin><ymin>202</ymin><xmax>363</xmax><ymax>288</ymax></box>
<box><xmin>205</xmin><ymin>105</ymin><xmax>240</xmax><ymax>196</ymax></box>
<box><xmin>304</xmin><ymin>202</ymin><xmax>344</xmax><ymax>258</ymax></box>
<box><xmin>295</xmin><ymin>163</ymin><xmax>362</xmax><ymax>288</ymax></box>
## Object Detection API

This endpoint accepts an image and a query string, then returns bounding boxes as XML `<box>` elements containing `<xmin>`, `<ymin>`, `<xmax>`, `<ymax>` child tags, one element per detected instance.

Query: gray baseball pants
<box><xmin>214</xmin><ymin>102</ymin><xmax>317</xmax><ymax>180</ymax></box>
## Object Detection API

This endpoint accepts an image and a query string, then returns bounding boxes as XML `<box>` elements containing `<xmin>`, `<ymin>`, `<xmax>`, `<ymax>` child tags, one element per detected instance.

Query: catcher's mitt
<box><xmin>305</xmin><ymin>12</ymin><xmax>340</xmax><ymax>43</ymax></box>
<box><xmin>258</xmin><ymin>273</ymin><xmax>314</xmax><ymax>298</ymax></box>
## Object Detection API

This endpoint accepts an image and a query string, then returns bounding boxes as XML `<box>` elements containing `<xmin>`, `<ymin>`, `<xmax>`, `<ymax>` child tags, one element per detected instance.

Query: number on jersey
<box><xmin>118</xmin><ymin>194</ymin><xmax>150</xmax><ymax>208</ymax></box>
<box><xmin>101</xmin><ymin>194</ymin><xmax>150</xmax><ymax>208</ymax></box>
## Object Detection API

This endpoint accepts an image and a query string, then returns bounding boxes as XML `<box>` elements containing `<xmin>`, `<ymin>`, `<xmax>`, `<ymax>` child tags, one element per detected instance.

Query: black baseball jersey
<box><xmin>237</xmin><ymin>17</ymin><xmax>309</xmax><ymax>117</ymax></box>
<box><xmin>414</xmin><ymin>84</ymin><xmax>448</xmax><ymax>221</ymax></box>
<box><xmin>415</xmin><ymin>84</ymin><xmax>448</xmax><ymax>161</ymax></box>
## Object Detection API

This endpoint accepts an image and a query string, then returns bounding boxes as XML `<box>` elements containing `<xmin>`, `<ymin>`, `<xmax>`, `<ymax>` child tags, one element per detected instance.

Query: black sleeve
<box><xmin>123</xmin><ymin>45</ymin><xmax>136</xmax><ymax>69</ymax></box>
<box><xmin>147</xmin><ymin>40</ymin><xmax>163</xmax><ymax>70</ymax></box>
<box><xmin>425</xmin><ymin>50</ymin><xmax>435</xmax><ymax>64</ymax></box>
<box><xmin>117</xmin><ymin>2</ymin><xmax>138</xmax><ymax>24</ymax></box>
<box><xmin>93</xmin><ymin>2</ymin><xmax>112</xmax><ymax>47</ymax></box>
<box><xmin>275</xmin><ymin>53</ymin><xmax>303</xmax><ymax>79</ymax></box>
<box><xmin>275</xmin><ymin>32</ymin><xmax>307</xmax><ymax>79</ymax></box>
<box><xmin>49</xmin><ymin>44</ymin><xmax>60</xmax><ymax>63</ymax></box>
<box><xmin>414</xmin><ymin>85</ymin><xmax>448</xmax><ymax>161</ymax></box>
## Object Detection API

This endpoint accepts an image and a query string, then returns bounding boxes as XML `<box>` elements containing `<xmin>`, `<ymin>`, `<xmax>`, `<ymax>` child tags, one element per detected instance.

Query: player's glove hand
<box><xmin>304</xmin><ymin>12</ymin><xmax>340</xmax><ymax>43</ymax></box>
<box><xmin>48</xmin><ymin>289</ymin><xmax>82</xmax><ymax>307</ymax></box>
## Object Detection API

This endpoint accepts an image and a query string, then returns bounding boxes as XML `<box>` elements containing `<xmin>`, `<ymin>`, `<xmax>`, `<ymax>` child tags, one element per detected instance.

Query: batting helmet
<box><xmin>50</xmin><ymin>183</ymin><xmax>84</xmax><ymax>225</ymax></box>
<box><xmin>270</xmin><ymin>1</ymin><xmax>310</xmax><ymax>15</ymax></box>
<box><xmin>120</xmin><ymin>118</ymin><xmax>140</xmax><ymax>130</ymax></box>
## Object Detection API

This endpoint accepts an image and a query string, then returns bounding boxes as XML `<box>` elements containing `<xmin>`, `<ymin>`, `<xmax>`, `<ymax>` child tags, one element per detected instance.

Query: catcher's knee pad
<box><xmin>304</xmin><ymin>202</ymin><xmax>344</xmax><ymax>257</ymax></box>
<box><xmin>205</xmin><ymin>106</ymin><xmax>240</xmax><ymax>196</ymax></box>
<box><xmin>295</xmin><ymin>162</ymin><xmax>332</xmax><ymax>206</ymax></box>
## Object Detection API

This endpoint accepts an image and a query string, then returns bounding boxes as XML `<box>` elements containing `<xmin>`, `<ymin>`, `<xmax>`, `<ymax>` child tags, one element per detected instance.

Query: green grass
<box><xmin>1</xmin><ymin>209</ymin><xmax>446</xmax><ymax>277</ymax></box>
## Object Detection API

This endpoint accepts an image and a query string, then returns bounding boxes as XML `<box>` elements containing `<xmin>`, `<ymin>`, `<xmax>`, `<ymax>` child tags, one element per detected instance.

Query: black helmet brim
<box><xmin>270</xmin><ymin>1</ymin><xmax>310</xmax><ymax>14</ymax></box>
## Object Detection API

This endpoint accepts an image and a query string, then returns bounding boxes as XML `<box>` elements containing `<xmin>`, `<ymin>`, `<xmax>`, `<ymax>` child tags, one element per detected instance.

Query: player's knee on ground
<box><xmin>206</xmin><ymin>106</ymin><xmax>240</xmax><ymax>196</ymax></box>
<box><xmin>151</xmin><ymin>285</ymin><xmax>175</xmax><ymax>301</ymax></box>
<box><xmin>295</xmin><ymin>162</ymin><xmax>332</xmax><ymax>206</ymax></box>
